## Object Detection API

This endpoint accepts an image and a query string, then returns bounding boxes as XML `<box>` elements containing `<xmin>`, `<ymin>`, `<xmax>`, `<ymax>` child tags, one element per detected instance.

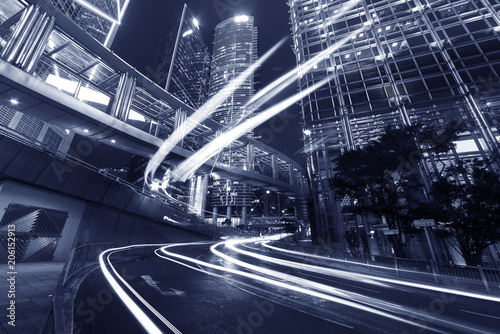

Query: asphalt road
<box><xmin>75</xmin><ymin>237</ymin><xmax>500</xmax><ymax>333</ymax></box>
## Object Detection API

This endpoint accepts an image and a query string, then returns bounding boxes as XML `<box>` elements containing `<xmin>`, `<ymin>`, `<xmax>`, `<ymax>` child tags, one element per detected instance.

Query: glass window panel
<box><xmin>466</xmin><ymin>20</ymin><xmax>489</xmax><ymax>32</ymax></box>
<box><xmin>405</xmin><ymin>79</ymin><xmax>426</xmax><ymax>94</ymax></box>
<box><xmin>479</xmin><ymin>39</ymin><xmax>500</xmax><ymax>53</ymax></box>
<box><xmin>425</xmin><ymin>75</ymin><xmax>447</xmax><ymax>90</ymax></box>
<box><xmin>456</xmin><ymin>45</ymin><xmax>480</xmax><ymax>58</ymax></box>
<box><xmin>445</xmin><ymin>25</ymin><xmax>467</xmax><ymax>38</ymax></box>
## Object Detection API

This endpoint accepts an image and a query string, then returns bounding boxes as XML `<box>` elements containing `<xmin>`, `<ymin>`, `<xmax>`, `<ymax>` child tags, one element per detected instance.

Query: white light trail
<box><xmin>144</xmin><ymin>37</ymin><xmax>287</xmax><ymax>182</ymax></box>
<box><xmin>261</xmin><ymin>242</ymin><xmax>500</xmax><ymax>303</ymax></box>
<box><xmin>226</xmin><ymin>240</ymin><xmax>389</xmax><ymax>287</ymax></box>
<box><xmin>156</xmin><ymin>240</ymin><xmax>445</xmax><ymax>332</ymax></box>
<box><xmin>210</xmin><ymin>239</ymin><xmax>495</xmax><ymax>333</ymax></box>
<box><xmin>168</xmin><ymin>24</ymin><xmax>370</xmax><ymax>183</ymax></box>
<box><xmin>170</xmin><ymin>75</ymin><xmax>334</xmax><ymax>182</ymax></box>
<box><xmin>99</xmin><ymin>244</ymin><xmax>184</xmax><ymax>334</ymax></box>
<box><xmin>244</xmin><ymin>25</ymin><xmax>366</xmax><ymax>111</ymax></box>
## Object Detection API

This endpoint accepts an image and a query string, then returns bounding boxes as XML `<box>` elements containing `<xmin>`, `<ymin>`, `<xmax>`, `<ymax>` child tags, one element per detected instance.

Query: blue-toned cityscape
<box><xmin>0</xmin><ymin>0</ymin><xmax>499</xmax><ymax>333</ymax></box>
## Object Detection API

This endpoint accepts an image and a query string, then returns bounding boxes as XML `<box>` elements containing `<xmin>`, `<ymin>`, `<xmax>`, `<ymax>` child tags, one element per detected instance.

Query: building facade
<box><xmin>209</xmin><ymin>15</ymin><xmax>258</xmax><ymax>131</ymax></box>
<box><xmin>207</xmin><ymin>15</ymin><xmax>259</xmax><ymax>226</ymax></box>
<box><xmin>152</xmin><ymin>4</ymin><xmax>211</xmax><ymax>110</ymax></box>
<box><xmin>51</xmin><ymin>0</ymin><xmax>130</xmax><ymax>47</ymax></box>
<box><xmin>289</xmin><ymin>0</ymin><xmax>500</xmax><ymax>248</ymax></box>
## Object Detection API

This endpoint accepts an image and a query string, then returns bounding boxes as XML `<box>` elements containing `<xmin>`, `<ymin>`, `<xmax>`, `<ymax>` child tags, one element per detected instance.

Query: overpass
<box><xmin>0</xmin><ymin>1</ymin><xmax>309</xmax><ymax>230</ymax></box>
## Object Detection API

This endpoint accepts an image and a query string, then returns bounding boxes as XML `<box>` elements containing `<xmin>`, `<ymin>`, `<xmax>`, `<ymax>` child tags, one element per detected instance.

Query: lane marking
<box><xmin>99</xmin><ymin>244</ymin><xmax>184</xmax><ymax>334</ymax></box>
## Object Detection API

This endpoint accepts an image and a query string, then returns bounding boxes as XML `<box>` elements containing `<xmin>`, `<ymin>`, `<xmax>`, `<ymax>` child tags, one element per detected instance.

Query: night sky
<box><xmin>111</xmin><ymin>0</ymin><xmax>306</xmax><ymax>165</ymax></box>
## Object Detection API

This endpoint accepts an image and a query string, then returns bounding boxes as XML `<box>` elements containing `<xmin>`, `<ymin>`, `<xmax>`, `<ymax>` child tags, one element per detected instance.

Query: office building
<box><xmin>152</xmin><ymin>4</ymin><xmax>211</xmax><ymax>109</ymax></box>
<box><xmin>207</xmin><ymin>15</ymin><xmax>259</xmax><ymax>225</ymax></box>
<box><xmin>51</xmin><ymin>0</ymin><xmax>130</xmax><ymax>47</ymax></box>
<box><xmin>209</xmin><ymin>15</ymin><xmax>258</xmax><ymax>130</ymax></box>
<box><xmin>289</xmin><ymin>0</ymin><xmax>500</xmax><ymax>247</ymax></box>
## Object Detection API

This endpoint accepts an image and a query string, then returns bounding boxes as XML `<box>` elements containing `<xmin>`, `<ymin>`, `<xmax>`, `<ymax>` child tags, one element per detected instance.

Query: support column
<box><xmin>110</xmin><ymin>73</ymin><xmax>136</xmax><ymax>122</ymax></box>
<box><xmin>247</xmin><ymin>143</ymin><xmax>255</xmax><ymax>172</ymax></box>
<box><xmin>242</xmin><ymin>206</ymin><xmax>248</xmax><ymax>229</ymax></box>
<box><xmin>288</xmin><ymin>163</ymin><xmax>294</xmax><ymax>186</ymax></box>
<box><xmin>174</xmin><ymin>109</ymin><xmax>187</xmax><ymax>147</ymax></box>
<box><xmin>271</xmin><ymin>154</ymin><xmax>278</xmax><ymax>179</ymax></box>
<box><xmin>1</xmin><ymin>5</ymin><xmax>55</xmax><ymax>73</ymax></box>
<box><xmin>226</xmin><ymin>206</ymin><xmax>232</xmax><ymax>226</ymax></box>
<box><xmin>199</xmin><ymin>174</ymin><xmax>209</xmax><ymax>220</ymax></box>
<box><xmin>212</xmin><ymin>206</ymin><xmax>218</xmax><ymax>225</ymax></box>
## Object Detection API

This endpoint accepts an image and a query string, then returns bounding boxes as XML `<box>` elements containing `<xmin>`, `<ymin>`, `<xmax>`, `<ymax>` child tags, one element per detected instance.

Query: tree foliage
<box><xmin>430</xmin><ymin>159</ymin><xmax>500</xmax><ymax>266</ymax></box>
<box><xmin>329</xmin><ymin>123</ymin><xmax>461</xmax><ymax>258</ymax></box>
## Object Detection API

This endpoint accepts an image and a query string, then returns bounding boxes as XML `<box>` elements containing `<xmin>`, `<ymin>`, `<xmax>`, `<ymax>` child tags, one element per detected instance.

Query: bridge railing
<box><xmin>0</xmin><ymin>0</ymin><xmax>307</xmax><ymax>194</ymax></box>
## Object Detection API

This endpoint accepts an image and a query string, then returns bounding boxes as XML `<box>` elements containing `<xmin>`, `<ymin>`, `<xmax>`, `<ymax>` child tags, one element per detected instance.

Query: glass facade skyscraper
<box><xmin>209</xmin><ymin>15</ymin><xmax>258</xmax><ymax>130</ymax></box>
<box><xmin>152</xmin><ymin>4</ymin><xmax>211</xmax><ymax>110</ymax></box>
<box><xmin>208</xmin><ymin>15</ymin><xmax>258</xmax><ymax>225</ymax></box>
<box><xmin>51</xmin><ymin>0</ymin><xmax>130</xmax><ymax>47</ymax></box>
<box><xmin>289</xmin><ymin>0</ymin><xmax>500</xmax><ymax>247</ymax></box>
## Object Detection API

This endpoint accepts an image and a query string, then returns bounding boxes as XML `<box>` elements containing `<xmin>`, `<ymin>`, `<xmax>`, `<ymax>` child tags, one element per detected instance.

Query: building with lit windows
<box><xmin>289</xmin><ymin>0</ymin><xmax>500</xmax><ymax>249</ymax></box>
<box><xmin>207</xmin><ymin>15</ymin><xmax>259</xmax><ymax>226</ymax></box>
<box><xmin>209</xmin><ymin>15</ymin><xmax>258</xmax><ymax>130</ymax></box>
<box><xmin>151</xmin><ymin>4</ymin><xmax>211</xmax><ymax>109</ymax></box>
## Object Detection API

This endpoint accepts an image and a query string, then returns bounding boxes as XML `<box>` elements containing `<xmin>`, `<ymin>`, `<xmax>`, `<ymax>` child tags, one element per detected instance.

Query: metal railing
<box><xmin>41</xmin><ymin>242</ymin><xmax>114</xmax><ymax>334</ymax></box>
<box><xmin>272</xmin><ymin>241</ymin><xmax>500</xmax><ymax>294</ymax></box>
<box><xmin>0</xmin><ymin>0</ymin><xmax>308</xmax><ymax>193</ymax></box>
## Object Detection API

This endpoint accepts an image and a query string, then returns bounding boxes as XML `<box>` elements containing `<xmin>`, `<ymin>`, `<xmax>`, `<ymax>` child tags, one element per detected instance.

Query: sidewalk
<box><xmin>0</xmin><ymin>262</ymin><xmax>64</xmax><ymax>334</ymax></box>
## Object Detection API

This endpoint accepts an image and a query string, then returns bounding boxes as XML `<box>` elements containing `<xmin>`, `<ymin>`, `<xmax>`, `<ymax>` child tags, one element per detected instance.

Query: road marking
<box><xmin>460</xmin><ymin>309</ymin><xmax>500</xmax><ymax>320</ymax></box>
<box><xmin>141</xmin><ymin>275</ymin><xmax>187</xmax><ymax>297</ymax></box>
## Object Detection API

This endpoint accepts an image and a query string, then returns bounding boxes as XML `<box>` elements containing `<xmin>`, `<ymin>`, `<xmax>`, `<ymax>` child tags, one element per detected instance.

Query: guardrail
<box><xmin>40</xmin><ymin>242</ymin><xmax>114</xmax><ymax>334</ymax></box>
<box><xmin>272</xmin><ymin>241</ymin><xmax>500</xmax><ymax>294</ymax></box>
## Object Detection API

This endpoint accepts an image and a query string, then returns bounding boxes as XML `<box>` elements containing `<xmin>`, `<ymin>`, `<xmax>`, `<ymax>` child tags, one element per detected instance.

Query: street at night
<box><xmin>72</xmin><ymin>236</ymin><xmax>500</xmax><ymax>333</ymax></box>
<box><xmin>2</xmin><ymin>1</ymin><xmax>500</xmax><ymax>333</ymax></box>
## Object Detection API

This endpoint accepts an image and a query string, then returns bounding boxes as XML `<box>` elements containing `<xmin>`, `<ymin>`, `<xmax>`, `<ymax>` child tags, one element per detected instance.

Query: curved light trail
<box><xmin>99</xmin><ymin>244</ymin><xmax>188</xmax><ymax>334</ymax></box>
<box><xmin>98</xmin><ymin>237</ymin><xmax>499</xmax><ymax>333</ymax></box>
<box><xmin>170</xmin><ymin>75</ymin><xmax>334</xmax><ymax>182</ymax></box>
<box><xmin>259</xmin><ymin>241</ymin><xmax>500</xmax><ymax>303</ymax></box>
<box><xmin>144</xmin><ymin>37</ymin><xmax>287</xmax><ymax>182</ymax></box>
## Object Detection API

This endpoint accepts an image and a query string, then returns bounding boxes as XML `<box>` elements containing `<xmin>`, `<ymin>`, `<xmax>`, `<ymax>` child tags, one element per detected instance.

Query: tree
<box><xmin>430</xmin><ymin>159</ymin><xmax>500</xmax><ymax>266</ymax></box>
<box><xmin>329</xmin><ymin>123</ymin><xmax>461</xmax><ymax>258</ymax></box>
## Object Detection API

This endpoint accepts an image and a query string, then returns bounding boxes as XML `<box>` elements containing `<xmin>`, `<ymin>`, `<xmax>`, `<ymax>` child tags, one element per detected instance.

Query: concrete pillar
<box><xmin>212</xmin><ymin>206</ymin><xmax>218</xmax><ymax>225</ymax></box>
<box><xmin>247</xmin><ymin>143</ymin><xmax>255</xmax><ymax>172</ymax></box>
<box><xmin>288</xmin><ymin>163</ymin><xmax>294</xmax><ymax>185</ymax></box>
<box><xmin>226</xmin><ymin>206</ymin><xmax>232</xmax><ymax>220</ymax></box>
<box><xmin>174</xmin><ymin>109</ymin><xmax>187</xmax><ymax>147</ymax></box>
<box><xmin>199</xmin><ymin>174</ymin><xmax>209</xmax><ymax>220</ymax></box>
<box><xmin>242</xmin><ymin>206</ymin><xmax>248</xmax><ymax>228</ymax></box>
<box><xmin>7</xmin><ymin>111</ymin><xmax>23</xmax><ymax>130</ymax></box>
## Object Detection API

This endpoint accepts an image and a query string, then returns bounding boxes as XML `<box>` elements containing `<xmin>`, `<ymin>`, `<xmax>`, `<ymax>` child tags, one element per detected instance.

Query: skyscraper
<box><xmin>289</xmin><ymin>0</ymin><xmax>500</xmax><ymax>246</ymax></box>
<box><xmin>209</xmin><ymin>15</ymin><xmax>258</xmax><ymax>131</ymax></box>
<box><xmin>152</xmin><ymin>4</ymin><xmax>211</xmax><ymax>109</ymax></box>
<box><xmin>51</xmin><ymin>0</ymin><xmax>131</xmax><ymax>47</ymax></box>
<box><xmin>207</xmin><ymin>15</ymin><xmax>258</xmax><ymax>226</ymax></box>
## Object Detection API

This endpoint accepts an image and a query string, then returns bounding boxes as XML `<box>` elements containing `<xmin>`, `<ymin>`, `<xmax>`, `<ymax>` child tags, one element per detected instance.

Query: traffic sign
<box><xmin>413</xmin><ymin>219</ymin><xmax>436</xmax><ymax>227</ymax></box>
